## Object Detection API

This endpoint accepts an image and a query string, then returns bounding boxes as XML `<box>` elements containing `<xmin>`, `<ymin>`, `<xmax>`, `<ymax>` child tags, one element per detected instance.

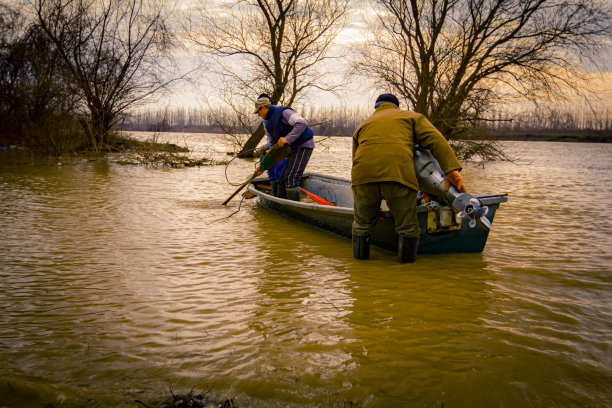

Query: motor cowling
<box><xmin>413</xmin><ymin>146</ymin><xmax>491</xmax><ymax>231</ymax></box>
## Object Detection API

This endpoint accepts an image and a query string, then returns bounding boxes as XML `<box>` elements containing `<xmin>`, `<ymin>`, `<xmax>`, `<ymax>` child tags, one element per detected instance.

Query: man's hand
<box><xmin>255</xmin><ymin>145</ymin><xmax>268</xmax><ymax>156</ymax></box>
<box><xmin>278</xmin><ymin>137</ymin><xmax>288</xmax><ymax>147</ymax></box>
<box><xmin>255</xmin><ymin>163</ymin><xmax>263</xmax><ymax>177</ymax></box>
<box><xmin>445</xmin><ymin>170</ymin><xmax>467</xmax><ymax>193</ymax></box>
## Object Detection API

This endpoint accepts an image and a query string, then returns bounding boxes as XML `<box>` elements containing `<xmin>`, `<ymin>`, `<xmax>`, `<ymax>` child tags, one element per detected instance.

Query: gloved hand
<box><xmin>254</xmin><ymin>145</ymin><xmax>268</xmax><ymax>156</ymax></box>
<box><xmin>445</xmin><ymin>170</ymin><xmax>467</xmax><ymax>193</ymax></box>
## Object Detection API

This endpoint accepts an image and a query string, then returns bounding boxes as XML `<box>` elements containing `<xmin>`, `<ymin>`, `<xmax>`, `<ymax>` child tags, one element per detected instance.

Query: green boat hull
<box><xmin>248</xmin><ymin>173</ymin><xmax>507</xmax><ymax>254</ymax></box>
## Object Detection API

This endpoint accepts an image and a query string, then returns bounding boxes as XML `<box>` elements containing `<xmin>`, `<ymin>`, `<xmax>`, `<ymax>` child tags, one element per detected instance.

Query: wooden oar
<box><xmin>221</xmin><ymin>176</ymin><xmax>255</xmax><ymax>206</ymax></box>
<box><xmin>221</xmin><ymin>143</ymin><xmax>291</xmax><ymax>205</ymax></box>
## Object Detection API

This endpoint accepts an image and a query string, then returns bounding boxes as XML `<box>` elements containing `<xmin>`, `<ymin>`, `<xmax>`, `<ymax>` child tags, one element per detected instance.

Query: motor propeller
<box><xmin>452</xmin><ymin>194</ymin><xmax>491</xmax><ymax>230</ymax></box>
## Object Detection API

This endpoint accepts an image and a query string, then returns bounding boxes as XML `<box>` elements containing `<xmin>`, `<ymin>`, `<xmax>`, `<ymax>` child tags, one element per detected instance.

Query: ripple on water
<box><xmin>1</xmin><ymin>140</ymin><xmax>611</xmax><ymax>407</ymax></box>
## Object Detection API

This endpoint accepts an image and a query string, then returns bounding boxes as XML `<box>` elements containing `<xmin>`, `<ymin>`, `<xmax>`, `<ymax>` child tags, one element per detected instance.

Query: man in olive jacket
<box><xmin>352</xmin><ymin>93</ymin><xmax>466</xmax><ymax>263</ymax></box>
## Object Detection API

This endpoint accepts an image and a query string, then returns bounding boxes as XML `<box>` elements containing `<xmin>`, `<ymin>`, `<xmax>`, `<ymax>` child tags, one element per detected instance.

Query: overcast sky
<box><xmin>161</xmin><ymin>0</ymin><xmax>612</xmax><ymax>112</ymax></box>
<box><xmin>11</xmin><ymin>0</ymin><xmax>610</xmax><ymax>111</ymax></box>
<box><xmin>160</xmin><ymin>0</ymin><xmax>382</xmax><ymax>110</ymax></box>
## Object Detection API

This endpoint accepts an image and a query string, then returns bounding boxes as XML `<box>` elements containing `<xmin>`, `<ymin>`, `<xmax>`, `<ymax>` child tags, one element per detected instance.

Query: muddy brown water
<box><xmin>0</xmin><ymin>135</ymin><xmax>610</xmax><ymax>407</ymax></box>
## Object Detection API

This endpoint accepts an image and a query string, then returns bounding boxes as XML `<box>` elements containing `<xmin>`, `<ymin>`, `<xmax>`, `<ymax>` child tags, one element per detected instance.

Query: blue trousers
<box><xmin>280</xmin><ymin>147</ymin><xmax>313</xmax><ymax>188</ymax></box>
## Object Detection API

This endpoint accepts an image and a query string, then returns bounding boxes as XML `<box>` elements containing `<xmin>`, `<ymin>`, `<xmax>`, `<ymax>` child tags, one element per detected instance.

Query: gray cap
<box><xmin>253</xmin><ymin>97</ymin><xmax>271</xmax><ymax>114</ymax></box>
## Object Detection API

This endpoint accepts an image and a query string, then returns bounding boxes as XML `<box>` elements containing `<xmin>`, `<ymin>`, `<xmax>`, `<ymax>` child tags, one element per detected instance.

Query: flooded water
<box><xmin>0</xmin><ymin>135</ymin><xmax>610</xmax><ymax>408</ymax></box>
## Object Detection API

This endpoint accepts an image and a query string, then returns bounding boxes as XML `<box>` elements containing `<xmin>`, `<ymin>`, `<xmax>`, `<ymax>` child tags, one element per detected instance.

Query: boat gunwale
<box><xmin>247</xmin><ymin>179</ymin><xmax>353</xmax><ymax>216</ymax></box>
<box><xmin>248</xmin><ymin>172</ymin><xmax>507</xmax><ymax>213</ymax></box>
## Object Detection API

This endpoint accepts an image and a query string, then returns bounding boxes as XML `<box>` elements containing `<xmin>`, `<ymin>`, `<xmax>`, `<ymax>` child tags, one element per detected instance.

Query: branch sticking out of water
<box><xmin>134</xmin><ymin>384</ymin><xmax>230</xmax><ymax>408</ymax></box>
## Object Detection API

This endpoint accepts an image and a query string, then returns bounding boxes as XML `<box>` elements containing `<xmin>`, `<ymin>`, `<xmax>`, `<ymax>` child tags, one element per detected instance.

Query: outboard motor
<box><xmin>413</xmin><ymin>146</ymin><xmax>491</xmax><ymax>231</ymax></box>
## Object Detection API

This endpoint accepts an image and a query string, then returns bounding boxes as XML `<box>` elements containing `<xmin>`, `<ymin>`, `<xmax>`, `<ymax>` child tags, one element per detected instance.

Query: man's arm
<box><xmin>281</xmin><ymin>109</ymin><xmax>308</xmax><ymax>144</ymax></box>
<box><xmin>412</xmin><ymin>114</ymin><xmax>461</xmax><ymax>174</ymax></box>
<box><xmin>412</xmin><ymin>114</ymin><xmax>467</xmax><ymax>192</ymax></box>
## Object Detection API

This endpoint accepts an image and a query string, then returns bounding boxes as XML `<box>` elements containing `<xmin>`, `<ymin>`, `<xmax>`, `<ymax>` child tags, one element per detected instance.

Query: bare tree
<box><xmin>0</xmin><ymin>3</ymin><xmax>81</xmax><ymax>154</ymax></box>
<box><xmin>33</xmin><ymin>0</ymin><xmax>177</xmax><ymax>152</ymax></box>
<box><xmin>355</xmin><ymin>0</ymin><xmax>612</xmax><ymax>159</ymax></box>
<box><xmin>187</xmin><ymin>0</ymin><xmax>349</xmax><ymax>154</ymax></box>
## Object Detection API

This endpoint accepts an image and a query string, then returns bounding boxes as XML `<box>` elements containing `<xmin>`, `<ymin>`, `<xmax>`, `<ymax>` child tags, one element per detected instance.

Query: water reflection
<box><xmin>241</xmin><ymin>209</ymin><xmax>354</xmax><ymax>404</ymax></box>
<box><xmin>339</xmin><ymin>256</ymin><xmax>491</xmax><ymax>406</ymax></box>
<box><xmin>248</xmin><ymin>206</ymin><xmax>509</xmax><ymax>406</ymax></box>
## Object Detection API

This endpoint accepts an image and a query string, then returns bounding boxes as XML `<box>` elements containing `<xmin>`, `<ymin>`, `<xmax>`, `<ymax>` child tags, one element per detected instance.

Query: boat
<box><xmin>245</xmin><ymin>147</ymin><xmax>508</xmax><ymax>254</ymax></box>
<box><xmin>246</xmin><ymin>175</ymin><xmax>507</xmax><ymax>255</ymax></box>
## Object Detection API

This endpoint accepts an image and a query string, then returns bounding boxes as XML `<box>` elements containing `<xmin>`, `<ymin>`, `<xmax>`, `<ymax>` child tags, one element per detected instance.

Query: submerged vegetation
<box><xmin>117</xmin><ymin>150</ymin><xmax>220</xmax><ymax>168</ymax></box>
<box><xmin>134</xmin><ymin>385</ymin><xmax>235</xmax><ymax>408</ymax></box>
<box><xmin>113</xmin><ymin>135</ymin><xmax>227</xmax><ymax>167</ymax></box>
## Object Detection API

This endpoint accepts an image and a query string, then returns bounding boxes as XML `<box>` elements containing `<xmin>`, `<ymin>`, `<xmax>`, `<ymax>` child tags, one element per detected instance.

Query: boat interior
<box><xmin>252</xmin><ymin>173</ymin><xmax>354</xmax><ymax>207</ymax></box>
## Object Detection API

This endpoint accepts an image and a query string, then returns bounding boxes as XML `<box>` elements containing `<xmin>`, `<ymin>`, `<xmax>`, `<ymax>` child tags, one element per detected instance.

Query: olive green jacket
<box><xmin>352</xmin><ymin>103</ymin><xmax>462</xmax><ymax>190</ymax></box>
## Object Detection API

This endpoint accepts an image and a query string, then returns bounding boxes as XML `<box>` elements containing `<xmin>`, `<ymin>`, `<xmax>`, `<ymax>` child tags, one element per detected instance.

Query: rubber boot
<box><xmin>352</xmin><ymin>234</ymin><xmax>370</xmax><ymax>260</ymax></box>
<box><xmin>277</xmin><ymin>183</ymin><xmax>287</xmax><ymax>199</ymax></box>
<box><xmin>398</xmin><ymin>235</ymin><xmax>418</xmax><ymax>263</ymax></box>
<box><xmin>270</xmin><ymin>180</ymin><xmax>279</xmax><ymax>197</ymax></box>
<box><xmin>286</xmin><ymin>187</ymin><xmax>301</xmax><ymax>202</ymax></box>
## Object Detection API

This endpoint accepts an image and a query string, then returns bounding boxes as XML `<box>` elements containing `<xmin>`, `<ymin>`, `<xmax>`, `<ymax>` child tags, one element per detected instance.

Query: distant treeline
<box><xmin>122</xmin><ymin>106</ymin><xmax>371</xmax><ymax>136</ymax></box>
<box><xmin>484</xmin><ymin>105</ymin><xmax>612</xmax><ymax>142</ymax></box>
<box><xmin>123</xmin><ymin>105</ymin><xmax>612</xmax><ymax>142</ymax></box>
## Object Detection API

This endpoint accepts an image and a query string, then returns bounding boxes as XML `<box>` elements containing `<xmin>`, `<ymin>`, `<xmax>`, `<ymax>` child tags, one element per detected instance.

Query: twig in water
<box><xmin>229</xmin><ymin>371</ymin><xmax>237</xmax><ymax>408</ymax></box>
<box><xmin>318</xmin><ymin>294</ymin><xmax>341</xmax><ymax>313</ymax></box>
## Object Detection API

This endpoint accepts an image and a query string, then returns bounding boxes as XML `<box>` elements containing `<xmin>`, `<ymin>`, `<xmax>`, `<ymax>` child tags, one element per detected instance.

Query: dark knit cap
<box><xmin>375</xmin><ymin>93</ymin><xmax>399</xmax><ymax>108</ymax></box>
